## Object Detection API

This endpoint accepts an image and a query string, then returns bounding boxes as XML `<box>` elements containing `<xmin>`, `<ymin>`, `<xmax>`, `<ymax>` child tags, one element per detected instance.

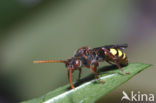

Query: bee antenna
<box><xmin>33</xmin><ymin>60</ymin><xmax>66</xmax><ymax>64</ymax></box>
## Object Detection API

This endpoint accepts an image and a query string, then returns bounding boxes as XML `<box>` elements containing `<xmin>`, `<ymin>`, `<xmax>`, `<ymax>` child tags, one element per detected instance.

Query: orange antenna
<box><xmin>33</xmin><ymin>60</ymin><xmax>66</xmax><ymax>64</ymax></box>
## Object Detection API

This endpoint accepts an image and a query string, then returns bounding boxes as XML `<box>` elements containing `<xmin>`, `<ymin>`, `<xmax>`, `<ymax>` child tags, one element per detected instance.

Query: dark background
<box><xmin>0</xmin><ymin>0</ymin><xmax>156</xmax><ymax>103</ymax></box>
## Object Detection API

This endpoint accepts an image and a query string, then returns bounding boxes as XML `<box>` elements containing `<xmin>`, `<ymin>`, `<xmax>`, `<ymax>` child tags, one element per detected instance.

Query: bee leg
<box><xmin>114</xmin><ymin>61</ymin><xmax>130</xmax><ymax>75</ymax></box>
<box><xmin>106</xmin><ymin>60</ymin><xmax>113</xmax><ymax>65</ymax></box>
<box><xmin>68</xmin><ymin>68</ymin><xmax>75</xmax><ymax>89</ymax></box>
<box><xmin>77</xmin><ymin>68</ymin><xmax>82</xmax><ymax>81</ymax></box>
<box><xmin>91</xmin><ymin>62</ymin><xmax>105</xmax><ymax>84</ymax></box>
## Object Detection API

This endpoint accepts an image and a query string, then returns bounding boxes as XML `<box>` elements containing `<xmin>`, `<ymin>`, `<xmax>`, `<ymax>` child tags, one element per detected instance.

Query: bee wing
<box><xmin>116</xmin><ymin>44</ymin><xmax>128</xmax><ymax>49</ymax></box>
<box><xmin>103</xmin><ymin>44</ymin><xmax>128</xmax><ymax>50</ymax></box>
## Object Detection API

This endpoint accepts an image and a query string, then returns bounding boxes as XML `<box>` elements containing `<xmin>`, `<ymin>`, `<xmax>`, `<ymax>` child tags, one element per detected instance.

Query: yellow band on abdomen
<box><xmin>117</xmin><ymin>49</ymin><xmax>122</xmax><ymax>57</ymax></box>
<box><xmin>110</xmin><ymin>48</ymin><xmax>117</xmax><ymax>55</ymax></box>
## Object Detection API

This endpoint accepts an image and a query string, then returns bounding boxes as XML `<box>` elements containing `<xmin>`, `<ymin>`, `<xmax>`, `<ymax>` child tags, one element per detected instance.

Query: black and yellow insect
<box><xmin>34</xmin><ymin>44</ymin><xmax>129</xmax><ymax>89</ymax></box>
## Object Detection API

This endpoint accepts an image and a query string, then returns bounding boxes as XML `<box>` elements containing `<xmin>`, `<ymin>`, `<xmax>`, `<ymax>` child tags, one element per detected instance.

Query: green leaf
<box><xmin>21</xmin><ymin>63</ymin><xmax>151</xmax><ymax>103</ymax></box>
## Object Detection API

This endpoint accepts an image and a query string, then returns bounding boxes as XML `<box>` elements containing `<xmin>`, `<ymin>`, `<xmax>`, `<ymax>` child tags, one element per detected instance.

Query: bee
<box><xmin>33</xmin><ymin>44</ymin><xmax>129</xmax><ymax>89</ymax></box>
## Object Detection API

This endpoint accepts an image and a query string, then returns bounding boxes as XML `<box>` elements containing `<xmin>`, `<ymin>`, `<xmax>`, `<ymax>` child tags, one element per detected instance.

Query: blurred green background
<box><xmin>0</xmin><ymin>0</ymin><xmax>156</xmax><ymax>103</ymax></box>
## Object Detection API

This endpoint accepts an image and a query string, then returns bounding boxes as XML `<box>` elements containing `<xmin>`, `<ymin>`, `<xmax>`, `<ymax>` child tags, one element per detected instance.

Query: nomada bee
<box><xmin>33</xmin><ymin>44</ymin><xmax>129</xmax><ymax>89</ymax></box>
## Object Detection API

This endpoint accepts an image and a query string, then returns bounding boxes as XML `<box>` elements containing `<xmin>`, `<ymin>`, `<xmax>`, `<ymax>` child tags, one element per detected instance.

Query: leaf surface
<box><xmin>22</xmin><ymin>63</ymin><xmax>151</xmax><ymax>103</ymax></box>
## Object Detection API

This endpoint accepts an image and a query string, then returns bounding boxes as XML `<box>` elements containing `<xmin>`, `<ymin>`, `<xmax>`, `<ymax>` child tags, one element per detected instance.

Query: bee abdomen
<box><xmin>109</xmin><ymin>48</ymin><xmax>128</xmax><ymax>65</ymax></box>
